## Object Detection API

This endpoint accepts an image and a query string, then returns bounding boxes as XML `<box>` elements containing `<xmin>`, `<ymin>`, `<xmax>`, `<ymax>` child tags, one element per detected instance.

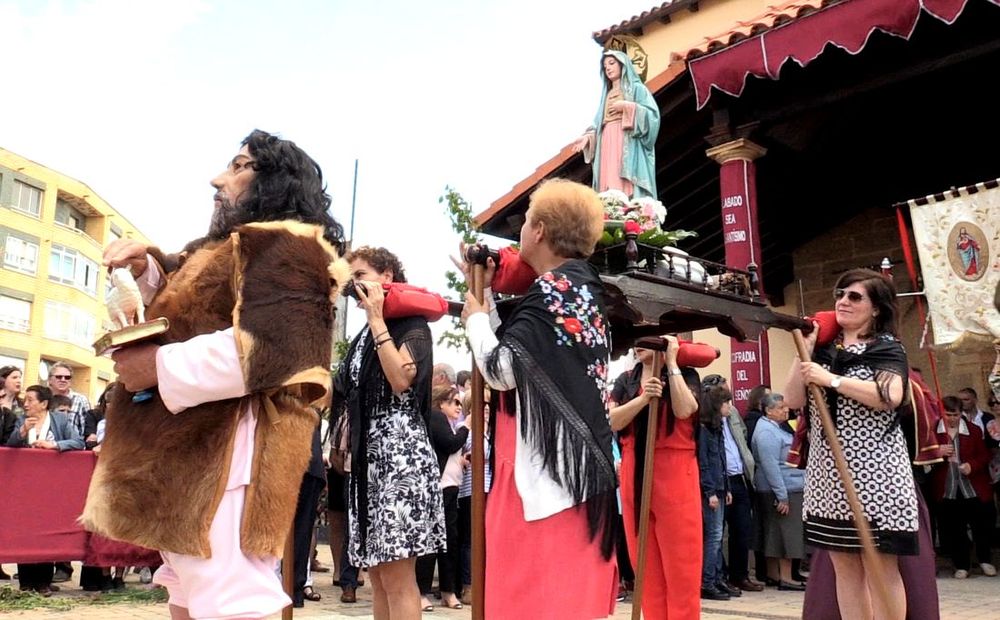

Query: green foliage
<box><xmin>85</xmin><ymin>588</ymin><xmax>169</xmax><ymax>606</ymax></box>
<box><xmin>0</xmin><ymin>587</ymin><xmax>73</xmax><ymax>611</ymax></box>
<box><xmin>0</xmin><ymin>585</ymin><xmax>168</xmax><ymax>612</ymax></box>
<box><xmin>437</xmin><ymin>186</ymin><xmax>481</xmax><ymax>350</ymax></box>
<box><xmin>598</xmin><ymin>226</ymin><xmax>698</xmax><ymax>248</ymax></box>
<box><xmin>333</xmin><ymin>339</ymin><xmax>351</xmax><ymax>365</ymax></box>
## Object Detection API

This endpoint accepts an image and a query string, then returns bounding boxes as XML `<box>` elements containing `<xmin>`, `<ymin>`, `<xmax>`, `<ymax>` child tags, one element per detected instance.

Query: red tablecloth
<box><xmin>0</xmin><ymin>447</ymin><xmax>159</xmax><ymax>566</ymax></box>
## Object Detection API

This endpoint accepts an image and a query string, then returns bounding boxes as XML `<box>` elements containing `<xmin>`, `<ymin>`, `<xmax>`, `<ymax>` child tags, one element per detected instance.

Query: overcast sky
<box><xmin>1</xmin><ymin>0</ymin><xmax>661</xmax><ymax>370</ymax></box>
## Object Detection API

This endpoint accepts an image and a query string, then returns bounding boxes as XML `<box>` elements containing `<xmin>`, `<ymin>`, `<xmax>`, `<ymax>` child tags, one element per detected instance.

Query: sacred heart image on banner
<box><xmin>907</xmin><ymin>179</ymin><xmax>1000</xmax><ymax>347</ymax></box>
<box><xmin>947</xmin><ymin>222</ymin><xmax>988</xmax><ymax>282</ymax></box>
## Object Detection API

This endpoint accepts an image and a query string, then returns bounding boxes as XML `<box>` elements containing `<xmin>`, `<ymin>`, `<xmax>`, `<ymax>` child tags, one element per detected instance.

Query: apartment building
<box><xmin>1</xmin><ymin>147</ymin><xmax>150</xmax><ymax>402</ymax></box>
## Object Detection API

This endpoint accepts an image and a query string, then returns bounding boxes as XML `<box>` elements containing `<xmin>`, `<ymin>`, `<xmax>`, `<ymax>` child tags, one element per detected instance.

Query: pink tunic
<box><xmin>150</xmin><ymin>329</ymin><xmax>289</xmax><ymax>619</ymax></box>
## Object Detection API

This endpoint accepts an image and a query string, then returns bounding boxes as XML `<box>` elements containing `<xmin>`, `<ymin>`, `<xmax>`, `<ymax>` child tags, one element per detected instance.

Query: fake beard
<box><xmin>207</xmin><ymin>197</ymin><xmax>249</xmax><ymax>240</ymax></box>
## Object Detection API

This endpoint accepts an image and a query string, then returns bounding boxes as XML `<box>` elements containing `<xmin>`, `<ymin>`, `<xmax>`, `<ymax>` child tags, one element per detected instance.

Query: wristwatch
<box><xmin>667</xmin><ymin>368</ymin><xmax>682</xmax><ymax>376</ymax></box>
<box><xmin>830</xmin><ymin>375</ymin><xmax>842</xmax><ymax>390</ymax></box>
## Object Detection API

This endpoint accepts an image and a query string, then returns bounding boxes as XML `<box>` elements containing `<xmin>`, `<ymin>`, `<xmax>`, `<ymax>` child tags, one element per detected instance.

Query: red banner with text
<box><xmin>720</xmin><ymin>158</ymin><xmax>770</xmax><ymax>412</ymax></box>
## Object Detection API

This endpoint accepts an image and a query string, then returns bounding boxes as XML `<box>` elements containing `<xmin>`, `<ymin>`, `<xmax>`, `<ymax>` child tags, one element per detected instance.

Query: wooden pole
<box><xmin>470</xmin><ymin>264</ymin><xmax>486</xmax><ymax>620</ymax></box>
<box><xmin>631</xmin><ymin>351</ymin><xmax>663</xmax><ymax>620</ymax></box>
<box><xmin>792</xmin><ymin>329</ymin><xmax>898</xmax><ymax>619</ymax></box>
<box><xmin>282</xmin><ymin>525</ymin><xmax>295</xmax><ymax>619</ymax></box>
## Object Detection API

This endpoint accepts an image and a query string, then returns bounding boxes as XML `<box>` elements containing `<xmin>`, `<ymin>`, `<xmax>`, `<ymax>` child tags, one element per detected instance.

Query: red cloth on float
<box><xmin>675</xmin><ymin>340</ymin><xmax>720</xmax><ymax>368</ymax></box>
<box><xmin>380</xmin><ymin>282</ymin><xmax>448</xmax><ymax>321</ymax></box>
<box><xmin>620</xmin><ymin>410</ymin><xmax>701</xmax><ymax>619</ymax></box>
<box><xmin>484</xmin><ymin>404</ymin><xmax>617</xmax><ymax>619</ymax></box>
<box><xmin>491</xmin><ymin>246</ymin><xmax>538</xmax><ymax>296</ymax></box>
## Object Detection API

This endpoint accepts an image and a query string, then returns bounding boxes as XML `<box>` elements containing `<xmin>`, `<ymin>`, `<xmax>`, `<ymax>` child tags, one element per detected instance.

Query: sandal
<box><xmin>302</xmin><ymin>586</ymin><xmax>321</xmax><ymax>602</ymax></box>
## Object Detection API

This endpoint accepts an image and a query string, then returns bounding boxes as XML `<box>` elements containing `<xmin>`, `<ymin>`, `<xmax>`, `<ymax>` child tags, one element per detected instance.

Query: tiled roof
<box><xmin>674</xmin><ymin>0</ymin><xmax>832</xmax><ymax>61</ymax></box>
<box><xmin>592</xmin><ymin>0</ymin><xmax>700</xmax><ymax>43</ymax></box>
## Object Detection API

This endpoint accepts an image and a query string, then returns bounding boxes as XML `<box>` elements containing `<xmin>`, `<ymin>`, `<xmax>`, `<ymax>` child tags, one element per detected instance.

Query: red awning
<box><xmin>688</xmin><ymin>0</ymin><xmax>1000</xmax><ymax>109</ymax></box>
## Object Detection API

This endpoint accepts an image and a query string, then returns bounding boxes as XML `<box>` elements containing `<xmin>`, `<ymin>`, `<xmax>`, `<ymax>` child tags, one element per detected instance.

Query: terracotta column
<box><xmin>706</xmin><ymin>138</ymin><xmax>770</xmax><ymax>413</ymax></box>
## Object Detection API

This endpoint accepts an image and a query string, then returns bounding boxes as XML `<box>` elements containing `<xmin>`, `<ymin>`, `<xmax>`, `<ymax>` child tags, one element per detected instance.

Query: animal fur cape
<box><xmin>81</xmin><ymin>221</ymin><xmax>347</xmax><ymax>558</ymax></box>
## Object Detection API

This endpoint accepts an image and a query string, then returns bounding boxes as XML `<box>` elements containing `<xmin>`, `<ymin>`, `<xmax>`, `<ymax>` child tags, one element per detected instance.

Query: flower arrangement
<box><xmin>597</xmin><ymin>190</ymin><xmax>696</xmax><ymax>248</ymax></box>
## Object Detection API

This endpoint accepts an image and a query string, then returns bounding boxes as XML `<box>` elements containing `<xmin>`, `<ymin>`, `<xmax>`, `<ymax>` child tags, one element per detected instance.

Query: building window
<box><xmin>11</xmin><ymin>180</ymin><xmax>43</xmax><ymax>216</ymax></box>
<box><xmin>0</xmin><ymin>354</ymin><xmax>26</xmax><ymax>371</ymax></box>
<box><xmin>55</xmin><ymin>200</ymin><xmax>87</xmax><ymax>231</ymax></box>
<box><xmin>0</xmin><ymin>295</ymin><xmax>31</xmax><ymax>333</ymax></box>
<box><xmin>48</xmin><ymin>244</ymin><xmax>99</xmax><ymax>296</ymax></box>
<box><xmin>3</xmin><ymin>235</ymin><xmax>39</xmax><ymax>274</ymax></box>
<box><xmin>43</xmin><ymin>300</ymin><xmax>96</xmax><ymax>349</ymax></box>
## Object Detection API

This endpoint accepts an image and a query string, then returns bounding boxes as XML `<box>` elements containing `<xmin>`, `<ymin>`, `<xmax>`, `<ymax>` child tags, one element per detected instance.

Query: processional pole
<box><xmin>470</xmin><ymin>264</ymin><xmax>487</xmax><ymax>620</ymax></box>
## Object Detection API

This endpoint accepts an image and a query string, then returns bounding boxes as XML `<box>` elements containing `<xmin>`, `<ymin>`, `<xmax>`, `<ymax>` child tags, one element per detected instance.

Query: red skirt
<box><xmin>485</xmin><ymin>410</ymin><xmax>617</xmax><ymax>619</ymax></box>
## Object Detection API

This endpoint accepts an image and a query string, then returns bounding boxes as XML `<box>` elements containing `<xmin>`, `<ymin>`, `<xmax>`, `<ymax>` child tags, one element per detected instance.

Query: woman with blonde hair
<box><xmin>462</xmin><ymin>178</ymin><xmax>618</xmax><ymax>618</ymax></box>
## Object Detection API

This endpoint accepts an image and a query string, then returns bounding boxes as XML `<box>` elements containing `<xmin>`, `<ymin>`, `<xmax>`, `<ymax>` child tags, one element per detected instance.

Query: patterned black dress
<box><xmin>803</xmin><ymin>337</ymin><xmax>919</xmax><ymax>555</ymax></box>
<box><xmin>346</xmin><ymin>327</ymin><xmax>445</xmax><ymax>567</ymax></box>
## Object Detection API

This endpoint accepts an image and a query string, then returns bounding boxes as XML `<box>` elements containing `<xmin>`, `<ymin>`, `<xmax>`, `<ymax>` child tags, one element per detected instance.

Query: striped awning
<box><xmin>688</xmin><ymin>0</ymin><xmax>1000</xmax><ymax>109</ymax></box>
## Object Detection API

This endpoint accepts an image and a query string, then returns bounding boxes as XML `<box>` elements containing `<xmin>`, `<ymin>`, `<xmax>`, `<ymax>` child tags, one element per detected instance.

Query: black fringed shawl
<box><xmin>812</xmin><ymin>333</ymin><xmax>909</xmax><ymax>425</ymax></box>
<box><xmin>335</xmin><ymin>316</ymin><xmax>433</xmax><ymax>553</ymax></box>
<box><xmin>611</xmin><ymin>362</ymin><xmax>701</xmax><ymax>530</ymax></box>
<box><xmin>485</xmin><ymin>259</ymin><xmax>618</xmax><ymax>560</ymax></box>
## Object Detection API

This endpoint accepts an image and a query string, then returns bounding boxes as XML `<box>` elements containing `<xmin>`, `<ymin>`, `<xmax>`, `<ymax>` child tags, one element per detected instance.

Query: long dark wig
<box><xmin>239</xmin><ymin>130</ymin><xmax>344</xmax><ymax>252</ymax></box>
<box><xmin>190</xmin><ymin>129</ymin><xmax>345</xmax><ymax>255</ymax></box>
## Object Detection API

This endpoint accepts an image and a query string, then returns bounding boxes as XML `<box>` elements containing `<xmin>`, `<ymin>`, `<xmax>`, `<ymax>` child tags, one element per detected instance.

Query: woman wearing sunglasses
<box><xmin>415</xmin><ymin>384</ymin><xmax>471</xmax><ymax>611</ymax></box>
<box><xmin>784</xmin><ymin>268</ymin><xmax>916</xmax><ymax>620</ymax></box>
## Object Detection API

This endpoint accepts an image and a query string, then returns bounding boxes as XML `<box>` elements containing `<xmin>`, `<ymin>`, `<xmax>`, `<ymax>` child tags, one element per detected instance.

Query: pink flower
<box><xmin>624</xmin><ymin>220</ymin><xmax>642</xmax><ymax>234</ymax></box>
<box><xmin>555</xmin><ymin>279</ymin><xmax>570</xmax><ymax>292</ymax></box>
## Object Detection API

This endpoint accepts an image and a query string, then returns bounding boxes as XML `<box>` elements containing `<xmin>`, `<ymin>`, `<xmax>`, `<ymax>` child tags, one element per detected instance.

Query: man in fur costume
<box><xmin>81</xmin><ymin>130</ymin><xmax>348</xmax><ymax>620</ymax></box>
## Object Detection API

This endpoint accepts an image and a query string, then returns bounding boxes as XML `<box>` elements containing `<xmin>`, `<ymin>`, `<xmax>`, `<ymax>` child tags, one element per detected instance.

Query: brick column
<box><xmin>706</xmin><ymin>138</ymin><xmax>770</xmax><ymax>413</ymax></box>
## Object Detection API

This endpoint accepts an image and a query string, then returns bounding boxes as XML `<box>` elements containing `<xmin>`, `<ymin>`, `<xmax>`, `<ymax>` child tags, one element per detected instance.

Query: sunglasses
<box><xmin>52</xmin><ymin>375</ymin><xmax>72</xmax><ymax>380</ymax></box>
<box><xmin>452</xmin><ymin>399</ymin><xmax>463</xmax><ymax>407</ymax></box>
<box><xmin>834</xmin><ymin>288</ymin><xmax>866</xmax><ymax>303</ymax></box>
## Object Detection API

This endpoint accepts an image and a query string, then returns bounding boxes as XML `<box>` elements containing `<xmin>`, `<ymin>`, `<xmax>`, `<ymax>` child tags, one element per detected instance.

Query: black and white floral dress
<box><xmin>347</xmin><ymin>328</ymin><xmax>445</xmax><ymax>567</ymax></box>
<box><xmin>803</xmin><ymin>340</ymin><xmax>919</xmax><ymax>555</ymax></box>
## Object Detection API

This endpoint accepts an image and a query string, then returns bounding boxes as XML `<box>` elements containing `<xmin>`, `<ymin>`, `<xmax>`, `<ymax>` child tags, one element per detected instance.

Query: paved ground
<box><xmin>3</xmin><ymin>549</ymin><xmax>1000</xmax><ymax>619</ymax></box>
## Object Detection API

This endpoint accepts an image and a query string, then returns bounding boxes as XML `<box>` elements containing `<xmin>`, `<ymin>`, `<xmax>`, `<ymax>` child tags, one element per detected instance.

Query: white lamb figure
<box><xmin>106</xmin><ymin>267</ymin><xmax>145</xmax><ymax>329</ymax></box>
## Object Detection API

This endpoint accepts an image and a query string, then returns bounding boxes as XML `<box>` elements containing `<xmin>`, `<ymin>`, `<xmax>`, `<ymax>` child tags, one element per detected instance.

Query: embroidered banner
<box><xmin>907</xmin><ymin>179</ymin><xmax>1000</xmax><ymax>346</ymax></box>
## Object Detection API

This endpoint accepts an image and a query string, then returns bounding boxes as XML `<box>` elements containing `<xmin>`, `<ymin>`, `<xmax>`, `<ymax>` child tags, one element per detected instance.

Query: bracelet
<box><xmin>375</xmin><ymin>337</ymin><xmax>394</xmax><ymax>349</ymax></box>
<box><xmin>372</xmin><ymin>330</ymin><xmax>389</xmax><ymax>341</ymax></box>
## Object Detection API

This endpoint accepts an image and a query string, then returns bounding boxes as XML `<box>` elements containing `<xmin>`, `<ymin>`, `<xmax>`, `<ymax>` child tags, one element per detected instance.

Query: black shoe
<box><xmin>778</xmin><ymin>580</ymin><xmax>806</xmax><ymax>591</ymax></box>
<box><xmin>700</xmin><ymin>585</ymin><xmax>731</xmax><ymax>601</ymax></box>
<box><xmin>52</xmin><ymin>569</ymin><xmax>71</xmax><ymax>583</ymax></box>
<box><xmin>717</xmin><ymin>581</ymin><xmax>741</xmax><ymax>597</ymax></box>
<box><xmin>762</xmin><ymin>576</ymin><xmax>781</xmax><ymax>587</ymax></box>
